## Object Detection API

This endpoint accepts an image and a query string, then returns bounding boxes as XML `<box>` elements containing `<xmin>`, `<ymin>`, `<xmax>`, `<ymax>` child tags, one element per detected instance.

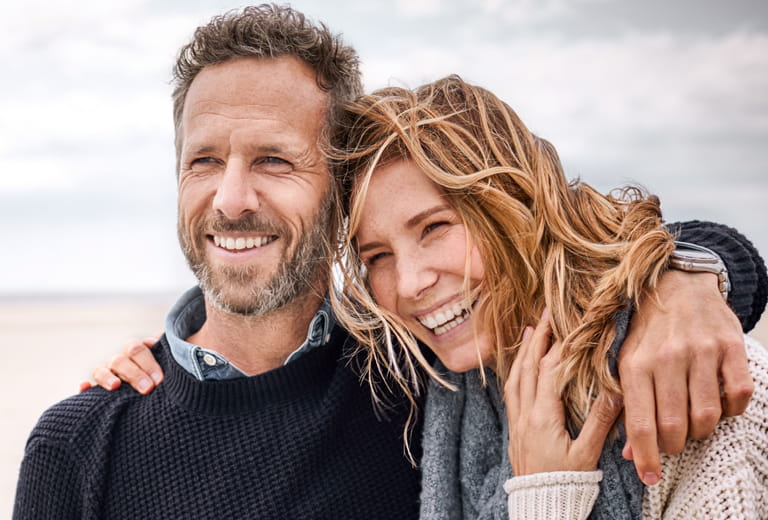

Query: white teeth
<box><xmin>418</xmin><ymin>300</ymin><xmax>474</xmax><ymax>335</ymax></box>
<box><xmin>212</xmin><ymin>235</ymin><xmax>275</xmax><ymax>251</ymax></box>
<box><xmin>434</xmin><ymin>313</ymin><xmax>466</xmax><ymax>335</ymax></box>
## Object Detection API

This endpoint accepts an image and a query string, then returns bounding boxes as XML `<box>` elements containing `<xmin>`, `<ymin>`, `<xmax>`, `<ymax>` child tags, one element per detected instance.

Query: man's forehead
<box><xmin>185</xmin><ymin>57</ymin><xmax>328</xmax><ymax>113</ymax></box>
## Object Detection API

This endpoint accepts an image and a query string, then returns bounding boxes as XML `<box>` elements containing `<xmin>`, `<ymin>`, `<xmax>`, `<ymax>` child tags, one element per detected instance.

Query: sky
<box><xmin>0</xmin><ymin>0</ymin><xmax>766</xmax><ymax>295</ymax></box>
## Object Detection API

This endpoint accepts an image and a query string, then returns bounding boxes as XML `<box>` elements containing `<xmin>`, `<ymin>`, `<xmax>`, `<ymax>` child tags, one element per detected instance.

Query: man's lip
<box><xmin>208</xmin><ymin>233</ymin><xmax>279</xmax><ymax>251</ymax></box>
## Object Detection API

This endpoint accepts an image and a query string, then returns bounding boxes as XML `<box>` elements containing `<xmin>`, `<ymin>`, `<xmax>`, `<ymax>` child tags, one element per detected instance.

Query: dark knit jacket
<box><xmin>13</xmin><ymin>327</ymin><xmax>421</xmax><ymax>519</ymax></box>
<box><xmin>673</xmin><ymin>221</ymin><xmax>767</xmax><ymax>332</ymax></box>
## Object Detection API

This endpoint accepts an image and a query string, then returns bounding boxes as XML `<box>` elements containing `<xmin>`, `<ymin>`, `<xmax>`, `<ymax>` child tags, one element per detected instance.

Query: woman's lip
<box><xmin>422</xmin><ymin>310</ymin><xmax>472</xmax><ymax>341</ymax></box>
<box><xmin>411</xmin><ymin>294</ymin><xmax>467</xmax><ymax>319</ymax></box>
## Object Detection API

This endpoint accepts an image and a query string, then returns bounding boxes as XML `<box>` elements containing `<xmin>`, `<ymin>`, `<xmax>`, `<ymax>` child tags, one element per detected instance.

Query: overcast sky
<box><xmin>1</xmin><ymin>0</ymin><xmax>766</xmax><ymax>294</ymax></box>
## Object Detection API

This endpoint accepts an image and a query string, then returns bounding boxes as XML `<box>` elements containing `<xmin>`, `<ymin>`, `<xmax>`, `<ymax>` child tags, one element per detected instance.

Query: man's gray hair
<box><xmin>171</xmin><ymin>3</ymin><xmax>363</xmax><ymax>161</ymax></box>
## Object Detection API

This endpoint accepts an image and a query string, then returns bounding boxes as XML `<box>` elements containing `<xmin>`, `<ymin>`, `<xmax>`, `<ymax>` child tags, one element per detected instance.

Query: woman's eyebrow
<box><xmin>357</xmin><ymin>205</ymin><xmax>452</xmax><ymax>254</ymax></box>
<box><xmin>405</xmin><ymin>205</ymin><xmax>452</xmax><ymax>228</ymax></box>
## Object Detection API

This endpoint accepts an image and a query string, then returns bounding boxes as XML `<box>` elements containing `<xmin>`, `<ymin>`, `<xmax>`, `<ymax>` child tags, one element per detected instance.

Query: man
<box><xmin>14</xmin><ymin>4</ymin><xmax>766</xmax><ymax>518</ymax></box>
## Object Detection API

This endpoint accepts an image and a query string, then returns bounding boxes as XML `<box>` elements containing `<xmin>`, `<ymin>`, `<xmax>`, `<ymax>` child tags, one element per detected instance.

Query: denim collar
<box><xmin>165</xmin><ymin>286</ymin><xmax>335</xmax><ymax>381</ymax></box>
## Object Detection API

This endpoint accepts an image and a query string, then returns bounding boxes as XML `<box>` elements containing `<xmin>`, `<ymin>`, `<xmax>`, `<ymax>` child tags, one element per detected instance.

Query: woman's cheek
<box><xmin>368</xmin><ymin>272</ymin><xmax>394</xmax><ymax>312</ymax></box>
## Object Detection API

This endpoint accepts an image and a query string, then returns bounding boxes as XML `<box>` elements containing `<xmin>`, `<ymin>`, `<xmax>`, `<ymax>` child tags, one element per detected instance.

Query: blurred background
<box><xmin>1</xmin><ymin>0</ymin><xmax>766</xmax><ymax>513</ymax></box>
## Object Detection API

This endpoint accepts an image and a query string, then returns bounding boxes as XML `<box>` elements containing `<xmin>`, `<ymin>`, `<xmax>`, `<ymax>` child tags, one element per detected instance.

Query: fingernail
<box><xmin>107</xmin><ymin>376</ymin><xmax>120</xmax><ymax>388</ymax></box>
<box><xmin>540</xmin><ymin>307</ymin><xmax>549</xmax><ymax>320</ymax></box>
<box><xmin>522</xmin><ymin>327</ymin><xmax>532</xmax><ymax>340</ymax></box>
<box><xmin>643</xmin><ymin>472</ymin><xmax>660</xmax><ymax>486</ymax></box>
<box><xmin>137</xmin><ymin>378</ymin><xmax>151</xmax><ymax>393</ymax></box>
<box><xmin>151</xmin><ymin>372</ymin><xmax>163</xmax><ymax>384</ymax></box>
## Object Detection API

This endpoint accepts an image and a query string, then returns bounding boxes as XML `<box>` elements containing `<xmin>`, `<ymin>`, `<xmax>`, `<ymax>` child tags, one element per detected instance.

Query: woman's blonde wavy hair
<box><xmin>328</xmin><ymin>75</ymin><xmax>675</xmax><ymax>443</ymax></box>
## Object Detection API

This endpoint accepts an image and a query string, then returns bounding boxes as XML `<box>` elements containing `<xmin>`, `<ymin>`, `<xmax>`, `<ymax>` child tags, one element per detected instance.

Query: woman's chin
<box><xmin>428</xmin><ymin>335</ymin><xmax>494</xmax><ymax>373</ymax></box>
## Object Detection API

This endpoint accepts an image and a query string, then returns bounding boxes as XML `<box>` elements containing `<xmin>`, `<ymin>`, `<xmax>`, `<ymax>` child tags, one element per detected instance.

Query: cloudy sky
<box><xmin>1</xmin><ymin>0</ymin><xmax>766</xmax><ymax>295</ymax></box>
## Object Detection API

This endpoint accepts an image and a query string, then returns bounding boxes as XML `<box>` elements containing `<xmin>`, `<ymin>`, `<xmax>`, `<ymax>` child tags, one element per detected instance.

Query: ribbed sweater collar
<box><xmin>157</xmin><ymin>327</ymin><xmax>350</xmax><ymax>416</ymax></box>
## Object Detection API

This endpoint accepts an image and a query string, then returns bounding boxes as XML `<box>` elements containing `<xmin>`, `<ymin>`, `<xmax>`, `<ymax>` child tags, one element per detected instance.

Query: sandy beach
<box><xmin>2</xmin><ymin>296</ymin><xmax>766</xmax><ymax>516</ymax></box>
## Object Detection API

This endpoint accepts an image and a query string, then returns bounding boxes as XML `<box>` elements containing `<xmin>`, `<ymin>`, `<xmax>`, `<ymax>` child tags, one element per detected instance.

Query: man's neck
<box><xmin>187</xmin><ymin>290</ymin><xmax>325</xmax><ymax>376</ymax></box>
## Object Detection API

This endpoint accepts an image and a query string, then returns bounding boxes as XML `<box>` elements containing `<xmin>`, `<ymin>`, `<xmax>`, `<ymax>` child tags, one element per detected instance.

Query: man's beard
<box><xmin>179</xmin><ymin>194</ymin><xmax>333</xmax><ymax>316</ymax></box>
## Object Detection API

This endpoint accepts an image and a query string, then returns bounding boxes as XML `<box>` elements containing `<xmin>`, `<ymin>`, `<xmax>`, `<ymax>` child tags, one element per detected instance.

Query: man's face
<box><xmin>177</xmin><ymin>56</ymin><xmax>332</xmax><ymax>315</ymax></box>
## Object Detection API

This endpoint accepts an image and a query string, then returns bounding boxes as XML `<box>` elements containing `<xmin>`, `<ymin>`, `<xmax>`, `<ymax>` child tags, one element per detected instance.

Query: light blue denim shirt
<box><xmin>165</xmin><ymin>286</ymin><xmax>335</xmax><ymax>381</ymax></box>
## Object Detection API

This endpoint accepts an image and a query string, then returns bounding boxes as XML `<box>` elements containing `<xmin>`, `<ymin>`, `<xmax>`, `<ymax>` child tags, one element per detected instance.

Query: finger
<box><xmin>125</xmin><ymin>339</ymin><xmax>165</xmax><ymax>385</ymax></box>
<box><xmin>622</xmin><ymin>441</ymin><xmax>634</xmax><ymax>461</ymax></box>
<box><xmin>688</xmin><ymin>339</ymin><xmax>722</xmax><ymax>439</ymax></box>
<box><xmin>107</xmin><ymin>354</ymin><xmax>156</xmax><ymax>394</ymax></box>
<box><xmin>92</xmin><ymin>366</ymin><xmax>122</xmax><ymax>391</ymax></box>
<box><xmin>519</xmin><ymin>312</ymin><xmax>553</xmax><ymax>407</ymax></box>
<box><xmin>719</xmin><ymin>335</ymin><xmax>754</xmax><ymax>416</ymax></box>
<box><xmin>505</xmin><ymin>326</ymin><xmax>533</xmax><ymax>421</ymax></box>
<box><xmin>573</xmin><ymin>393</ymin><xmax>623</xmax><ymax>467</ymax></box>
<box><xmin>78</xmin><ymin>381</ymin><xmax>93</xmax><ymax>392</ymax></box>
<box><xmin>651</xmin><ymin>345</ymin><xmax>689</xmax><ymax>454</ymax></box>
<box><xmin>620</xmin><ymin>365</ymin><xmax>661</xmax><ymax>486</ymax></box>
<box><xmin>534</xmin><ymin>340</ymin><xmax>566</xmax><ymax>417</ymax></box>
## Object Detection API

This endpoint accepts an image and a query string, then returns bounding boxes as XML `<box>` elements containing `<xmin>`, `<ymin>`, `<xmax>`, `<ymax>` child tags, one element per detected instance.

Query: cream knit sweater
<box><xmin>505</xmin><ymin>335</ymin><xmax>768</xmax><ymax>519</ymax></box>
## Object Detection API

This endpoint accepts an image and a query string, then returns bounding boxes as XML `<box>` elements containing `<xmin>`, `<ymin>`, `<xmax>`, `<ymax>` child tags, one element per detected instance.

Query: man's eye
<box><xmin>190</xmin><ymin>157</ymin><xmax>217</xmax><ymax>167</ymax></box>
<box><xmin>264</xmin><ymin>157</ymin><xmax>288</xmax><ymax>164</ymax></box>
<box><xmin>258</xmin><ymin>156</ymin><xmax>293</xmax><ymax>173</ymax></box>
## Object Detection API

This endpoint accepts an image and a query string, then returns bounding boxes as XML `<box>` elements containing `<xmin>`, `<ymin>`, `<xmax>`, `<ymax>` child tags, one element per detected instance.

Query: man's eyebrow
<box><xmin>185</xmin><ymin>145</ymin><xmax>217</xmax><ymax>156</ymax></box>
<box><xmin>183</xmin><ymin>144</ymin><xmax>292</xmax><ymax>156</ymax></box>
<box><xmin>357</xmin><ymin>205</ymin><xmax>452</xmax><ymax>255</ymax></box>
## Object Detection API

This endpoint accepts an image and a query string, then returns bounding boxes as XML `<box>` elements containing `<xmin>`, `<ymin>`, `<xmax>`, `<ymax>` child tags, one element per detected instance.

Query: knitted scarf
<box><xmin>419</xmin><ymin>310</ymin><xmax>643</xmax><ymax>519</ymax></box>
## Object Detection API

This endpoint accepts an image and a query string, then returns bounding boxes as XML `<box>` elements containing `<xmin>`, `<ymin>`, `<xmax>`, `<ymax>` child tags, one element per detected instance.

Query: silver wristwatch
<box><xmin>669</xmin><ymin>241</ymin><xmax>730</xmax><ymax>300</ymax></box>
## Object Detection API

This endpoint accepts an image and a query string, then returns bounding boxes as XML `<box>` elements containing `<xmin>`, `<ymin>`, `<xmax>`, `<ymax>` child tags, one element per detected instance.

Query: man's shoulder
<box><xmin>27</xmin><ymin>385</ymin><xmax>141</xmax><ymax>449</ymax></box>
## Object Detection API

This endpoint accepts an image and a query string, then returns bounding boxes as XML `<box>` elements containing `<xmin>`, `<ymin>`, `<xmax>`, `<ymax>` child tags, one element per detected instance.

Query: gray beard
<box><xmin>179</xmin><ymin>195</ymin><xmax>332</xmax><ymax>317</ymax></box>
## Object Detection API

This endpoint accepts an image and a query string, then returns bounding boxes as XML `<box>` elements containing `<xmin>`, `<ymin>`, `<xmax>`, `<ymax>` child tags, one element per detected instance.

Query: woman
<box><xmin>327</xmin><ymin>75</ymin><xmax>767</xmax><ymax>518</ymax></box>
<box><xmin>91</xmin><ymin>76</ymin><xmax>767</xmax><ymax>518</ymax></box>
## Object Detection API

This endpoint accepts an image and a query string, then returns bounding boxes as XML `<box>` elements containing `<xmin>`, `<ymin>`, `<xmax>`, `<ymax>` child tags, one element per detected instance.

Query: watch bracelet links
<box><xmin>669</xmin><ymin>241</ymin><xmax>731</xmax><ymax>301</ymax></box>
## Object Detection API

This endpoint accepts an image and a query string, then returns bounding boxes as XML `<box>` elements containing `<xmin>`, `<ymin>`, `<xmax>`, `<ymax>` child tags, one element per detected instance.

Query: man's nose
<box><xmin>212</xmin><ymin>161</ymin><xmax>260</xmax><ymax>219</ymax></box>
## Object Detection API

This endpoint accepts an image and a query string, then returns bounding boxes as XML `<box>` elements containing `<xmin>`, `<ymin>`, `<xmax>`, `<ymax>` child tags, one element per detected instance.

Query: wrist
<box><xmin>669</xmin><ymin>241</ymin><xmax>730</xmax><ymax>300</ymax></box>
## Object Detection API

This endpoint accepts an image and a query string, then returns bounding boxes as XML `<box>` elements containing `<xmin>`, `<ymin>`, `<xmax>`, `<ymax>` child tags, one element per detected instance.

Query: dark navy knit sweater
<box><xmin>13</xmin><ymin>327</ymin><xmax>421</xmax><ymax>519</ymax></box>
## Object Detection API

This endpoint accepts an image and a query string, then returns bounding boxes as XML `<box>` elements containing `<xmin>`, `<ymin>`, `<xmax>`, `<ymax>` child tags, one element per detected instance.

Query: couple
<box><xmin>15</xmin><ymin>5</ymin><xmax>767</xmax><ymax>519</ymax></box>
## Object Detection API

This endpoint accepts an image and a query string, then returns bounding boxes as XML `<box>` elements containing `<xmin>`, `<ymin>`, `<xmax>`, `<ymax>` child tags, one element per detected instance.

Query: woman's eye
<box><xmin>365</xmin><ymin>252</ymin><xmax>389</xmax><ymax>266</ymax></box>
<box><xmin>422</xmin><ymin>221</ymin><xmax>448</xmax><ymax>237</ymax></box>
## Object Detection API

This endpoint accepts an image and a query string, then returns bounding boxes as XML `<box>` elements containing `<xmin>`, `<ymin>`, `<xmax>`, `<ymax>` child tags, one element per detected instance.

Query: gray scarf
<box><xmin>419</xmin><ymin>309</ymin><xmax>643</xmax><ymax>519</ymax></box>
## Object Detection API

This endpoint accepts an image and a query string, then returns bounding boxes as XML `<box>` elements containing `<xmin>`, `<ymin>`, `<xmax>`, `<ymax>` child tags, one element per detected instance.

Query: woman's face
<box><xmin>355</xmin><ymin>159</ymin><xmax>492</xmax><ymax>372</ymax></box>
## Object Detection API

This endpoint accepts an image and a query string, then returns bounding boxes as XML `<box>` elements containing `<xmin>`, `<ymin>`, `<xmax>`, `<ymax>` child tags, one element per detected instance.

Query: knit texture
<box><xmin>418</xmin><ymin>363</ymin><xmax>639</xmax><ymax>520</ymax></box>
<box><xmin>671</xmin><ymin>220</ymin><xmax>767</xmax><ymax>331</ymax></box>
<box><xmin>419</xmin><ymin>365</ymin><xmax>512</xmax><ymax>520</ymax></box>
<box><xmin>642</xmin><ymin>335</ymin><xmax>768</xmax><ymax>519</ymax></box>
<box><xmin>505</xmin><ymin>471</ymin><xmax>602</xmax><ymax>518</ymax></box>
<box><xmin>13</xmin><ymin>328</ymin><xmax>421</xmax><ymax>519</ymax></box>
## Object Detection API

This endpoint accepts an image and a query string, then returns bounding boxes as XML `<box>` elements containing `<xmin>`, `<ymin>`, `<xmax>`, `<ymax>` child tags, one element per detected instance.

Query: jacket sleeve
<box><xmin>667</xmin><ymin>220</ymin><xmax>767</xmax><ymax>332</ymax></box>
<box><xmin>13</xmin><ymin>436</ymin><xmax>85</xmax><ymax>520</ymax></box>
<box><xmin>505</xmin><ymin>471</ymin><xmax>601</xmax><ymax>519</ymax></box>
